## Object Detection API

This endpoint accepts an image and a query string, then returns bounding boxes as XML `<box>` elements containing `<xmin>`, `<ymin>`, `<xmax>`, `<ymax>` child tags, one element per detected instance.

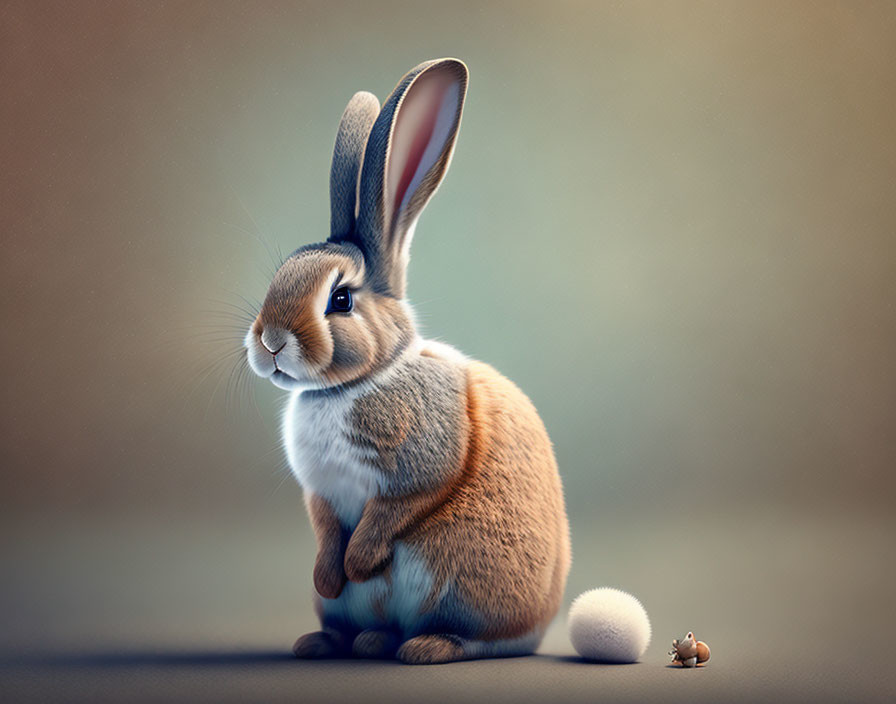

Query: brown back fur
<box><xmin>405</xmin><ymin>360</ymin><xmax>570</xmax><ymax>640</ymax></box>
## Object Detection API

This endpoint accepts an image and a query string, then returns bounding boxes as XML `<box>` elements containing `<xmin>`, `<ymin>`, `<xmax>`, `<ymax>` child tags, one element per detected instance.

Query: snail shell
<box><xmin>696</xmin><ymin>640</ymin><xmax>711</xmax><ymax>664</ymax></box>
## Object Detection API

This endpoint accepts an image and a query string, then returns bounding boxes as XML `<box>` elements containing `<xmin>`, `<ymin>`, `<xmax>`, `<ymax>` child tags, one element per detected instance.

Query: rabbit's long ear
<box><xmin>329</xmin><ymin>91</ymin><xmax>380</xmax><ymax>242</ymax></box>
<box><xmin>356</xmin><ymin>59</ymin><xmax>468</xmax><ymax>297</ymax></box>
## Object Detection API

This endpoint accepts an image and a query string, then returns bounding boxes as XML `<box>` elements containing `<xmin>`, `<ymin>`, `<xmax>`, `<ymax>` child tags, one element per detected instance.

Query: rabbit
<box><xmin>245</xmin><ymin>58</ymin><xmax>571</xmax><ymax>664</ymax></box>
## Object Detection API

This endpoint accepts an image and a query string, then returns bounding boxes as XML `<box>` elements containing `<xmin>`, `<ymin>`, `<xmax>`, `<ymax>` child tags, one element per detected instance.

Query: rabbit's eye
<box><xmin>326</xmin><ymin>286</ymin><xmax>353</xmax><ymax>314</ymax></box>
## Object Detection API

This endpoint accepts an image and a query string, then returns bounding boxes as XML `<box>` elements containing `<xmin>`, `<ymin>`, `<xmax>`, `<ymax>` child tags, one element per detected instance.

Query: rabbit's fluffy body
<box><xmin>286</xmin><ymin>340</ymin><xmax>566</xmax><ymax>660</ymax></box>
<box><xmin>246</xmin><ymin>59</ymin><xmax>570</xmax><ymax>664</ymax></box>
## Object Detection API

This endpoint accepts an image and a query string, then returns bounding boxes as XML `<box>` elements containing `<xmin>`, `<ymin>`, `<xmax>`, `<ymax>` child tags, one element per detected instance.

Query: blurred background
<box><xmin>2</xmin><ymin>1</ymin><xmax>894</xmax><ymax>701</ymax></box>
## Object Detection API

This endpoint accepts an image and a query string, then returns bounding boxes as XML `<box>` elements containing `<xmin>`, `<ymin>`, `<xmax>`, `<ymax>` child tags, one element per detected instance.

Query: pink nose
<box><xmin>260</xmin><ymin>328</ymin><xmax>288</xmax><ymax>355</ymax></box>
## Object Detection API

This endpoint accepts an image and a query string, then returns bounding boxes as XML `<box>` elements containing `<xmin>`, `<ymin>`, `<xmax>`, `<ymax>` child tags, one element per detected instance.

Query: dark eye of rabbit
<box><xmin>327</xmin><ymin>286</ymin><xmax>353</xmax><ymax>314</ymax></box>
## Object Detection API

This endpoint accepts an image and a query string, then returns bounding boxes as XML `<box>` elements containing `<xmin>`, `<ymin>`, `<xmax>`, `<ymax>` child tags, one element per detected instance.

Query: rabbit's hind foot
<box><xmin>292</xmin><ymin>628</ymin><xmax>352</xmax><ymax>659</ymax></box>
<box><xmin>352</xmin><ymin>628</ymin><xmax>402</xmax><ymax>659</ymax></box>
<box><xmin>396</xmin><ymin>634</ymin><xmax>466</xmax><ymax>664</ymax></box>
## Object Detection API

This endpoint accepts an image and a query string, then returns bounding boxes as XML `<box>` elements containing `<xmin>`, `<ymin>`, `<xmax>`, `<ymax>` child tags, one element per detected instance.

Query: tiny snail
<box><xmin>669</xmin><ymin>631</ymin><xmax>711</xmax><ymax>667</ymax></box>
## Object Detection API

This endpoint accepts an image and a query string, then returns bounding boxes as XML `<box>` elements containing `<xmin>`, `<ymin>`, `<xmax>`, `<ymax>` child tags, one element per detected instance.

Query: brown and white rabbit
<box><xmin>245</xmin><ymin>58</ymin><xmax>571</xmax><ymax>664</ymax></box>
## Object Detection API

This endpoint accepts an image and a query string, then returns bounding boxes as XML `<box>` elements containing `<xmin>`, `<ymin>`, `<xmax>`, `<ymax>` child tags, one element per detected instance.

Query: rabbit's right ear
<box><xmin>328</xmin><ymin>91</ymin><xmax>380</xmax><ymax>242</ymax></box>
<box><xmin>355</xmin><ymin>59</ymin><xmax>468</xmax><ymax>298</ymax></box>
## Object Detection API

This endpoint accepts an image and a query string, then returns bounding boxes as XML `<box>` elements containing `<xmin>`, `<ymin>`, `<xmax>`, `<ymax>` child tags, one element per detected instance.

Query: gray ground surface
<box><xmin>0</xmin><ymin>650</ymin><xmax>880</xmax><ymax>704</ymax></box>
<box><xmin>2</xmin><ymin>507</ymin><xmax>893</xmax><ymax>703</ymax></box>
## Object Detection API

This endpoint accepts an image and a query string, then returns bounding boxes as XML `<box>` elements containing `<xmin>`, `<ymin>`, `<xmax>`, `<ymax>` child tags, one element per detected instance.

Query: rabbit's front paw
<box><xmin>344</xmin><ymin>534</ymin><xmax>391</xmax><ymax>583</ymax></box>
<box><xmin>313</xmin><ymin>549</ymin><xmax>347</xmax><ymax>599</ymax></box>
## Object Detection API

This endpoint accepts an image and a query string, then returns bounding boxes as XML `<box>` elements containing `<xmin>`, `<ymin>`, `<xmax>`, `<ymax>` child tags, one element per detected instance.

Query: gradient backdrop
<box><xmin>2</xmin><ymin>2</ymin><xmax>895</xmax><ymax>702</ymax></box>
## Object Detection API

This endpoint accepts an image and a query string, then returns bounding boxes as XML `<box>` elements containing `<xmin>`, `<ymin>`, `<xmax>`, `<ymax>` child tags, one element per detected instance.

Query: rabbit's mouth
<box><xmin>270</xmin><ymin>369</ymin><xmax>304</xmax><ymax>391</ymax></box>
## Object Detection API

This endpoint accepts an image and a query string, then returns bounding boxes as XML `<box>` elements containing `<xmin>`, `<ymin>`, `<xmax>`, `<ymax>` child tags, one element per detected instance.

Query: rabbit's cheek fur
<box><xmin>279</xmin><ymin>273</ymin><xmax>336</xmax><ymax>371</ymax></box>
<box><xmin>322</xmin><ymin>314</ymin><xmax>377</xmax><ymax>383</ymax></box>
<box><xmin>320</xmin><ymin>294</ymin><xmax>415</xmax><ymax>387</ymax></box>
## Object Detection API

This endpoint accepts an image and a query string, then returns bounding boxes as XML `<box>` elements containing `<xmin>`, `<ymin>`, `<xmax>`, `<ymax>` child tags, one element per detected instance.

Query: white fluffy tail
<box><xmin>567</xmin><ymin>587</ymin><xmax>652</xmax><ymax>663</ymax></box>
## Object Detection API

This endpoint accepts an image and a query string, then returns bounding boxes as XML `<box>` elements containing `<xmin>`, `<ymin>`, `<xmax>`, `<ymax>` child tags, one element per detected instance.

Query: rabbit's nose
<box><xmin>260</xmin><ymin>327</ymin><xmax>289</xmax><ymax>355</ymax></box>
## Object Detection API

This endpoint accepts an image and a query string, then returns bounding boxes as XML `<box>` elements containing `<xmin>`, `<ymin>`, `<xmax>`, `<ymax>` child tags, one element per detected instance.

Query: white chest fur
<box><xmin>282</xmin><ymin>385</ymin><xmax>383</xmax><ymax>528</ymax></box>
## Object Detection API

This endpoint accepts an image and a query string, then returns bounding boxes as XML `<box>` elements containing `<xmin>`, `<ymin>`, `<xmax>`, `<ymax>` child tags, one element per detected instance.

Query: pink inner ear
<box><xmin>392</xmin><ymin>97</ymin><xmax>440</xmax><ymax>216</ymax></box>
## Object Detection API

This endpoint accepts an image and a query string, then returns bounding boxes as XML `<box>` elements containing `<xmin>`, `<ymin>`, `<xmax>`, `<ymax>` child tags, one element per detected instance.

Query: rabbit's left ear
<box><xmin>329</xmin><ymin>91</ymin><xmax>381</xmax><ymax>243</ymax></box>
<box><xmin>356</xmin><ymin>59</ymin><xmax>468</xmax><ymax>297</ymax></box>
